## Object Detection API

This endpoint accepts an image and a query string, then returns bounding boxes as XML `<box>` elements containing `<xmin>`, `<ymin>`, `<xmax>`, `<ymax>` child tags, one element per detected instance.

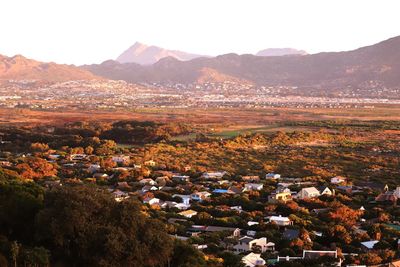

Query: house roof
<box><xmin>269</xmin><ymin>215</ymin><xmax>291</xmax><ymax>222</ymax></box>
<box><xmin>361</xmin><ymin>240</ymin><xmax>379</xmax><ymax>249</ymax></box>
<box><xmin>301</xmin><ymin>187</ymin><xmax>320</xmax><ymax>194</ymax></box>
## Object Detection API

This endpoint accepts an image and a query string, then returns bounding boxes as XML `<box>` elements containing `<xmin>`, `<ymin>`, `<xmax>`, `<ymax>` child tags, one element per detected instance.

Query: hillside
<box><xmin>0</xmin><ymin>54</ymin><xmax>99</xmax><ymax>82</ymax></box>
<box><xmin>83</xmin><ymin>36</ymin><xmax>400</xmax><ymax>89</ymax></box>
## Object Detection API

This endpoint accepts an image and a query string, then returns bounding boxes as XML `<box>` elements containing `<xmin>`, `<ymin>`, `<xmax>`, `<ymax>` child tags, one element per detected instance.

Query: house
<box><xmin>319</xmin><ymin>186</ymin><xmax>333</xmax><ymax>196</ymax></box>
<box><xmin>191</xmin><ymin>191</ymin><xmax>211</xmax><ymax>202</ymax></box>
<box><xmin>189</xmin><ymin>225</ymin><xmax>241</xmax><ymax>237</ymax></box>
<box><xmin>178</xmin><ymin>209</ymin><xmax>198</xmax><ymax>218</ymax></box>
<box><xmin>331</xmin><ymin>176</ymin><xmax>347</xmax><ymax>184</ymax></box>
<box><xmin>233</xmin><ymin>236</ymin><xmax>275</xmax><ymax>254</ymax></box>
<box><xmin>161</xmin><ymin>201</ymin><xmax>189</xmax><ymax>210</ymax></box>
<box><xmin>183</xmin><ymin>165</ymin><xmax>191</xmax><ymax>172</ymax></box>
<box><xmin>228</xmin><ymin>186</ymin><xmax>246</xmax><ymax>194</ymax></box>
<box><xmin>202</xmin><ymin>171</ymin><xmax>227</xmax><ymax>180</ymax></box>
<box><xmin>213</xmin><ymin>189</ymin><xmax>230</xmax><ymax>194</ymax></box>
<box><xmin>141</xmin><ymin>185</ymin><xmax>158</xmax><ymax>193</ymax></box>
<box><xmin>267</xmin><ymin>215</ymin><xmax>293</xmax><ymax>226</ymax></box>
<box><xmin>144</xmin><ymin>160</ymin><xmax>156</xmax><ymax>167</ymax></box>
<box><xmin>244</xmin><ymin>183</ymin><xmax>264</xmax><ymax>191</ymax></box>
<box><xmin>361</xmin><ymin>240</ymin><xmax>379</xmax><ymax>250</ymax></box>
<box><xmin>230</xmin><ymin>206</ymin><xmax>243</xmax><ymax>213</ymax></box>
<box><xmin>297</xmin><ymin>187</ymin><xmax>320</xmax><ymax>199</ymax></box>
<box><xmin>172</xmin><ymin>175</ymin><xmax>190</xmax><ymax>183</ymax></box>
<box><xmin>268</xmin><ymin>188</ymin><xmax>292</xmax><ymax>203</ymax></box>
<box><xmin>70</xmin><ymin>154</ymin><xmax>87</xmax><ymax>161</ymax></box>
<box><xmin>241</xmin><ymin>176</ymin><xmax>260</xmax><ymax>182</ymax></box>
<box><xmin>376</xmin><ymin>190</ymin><xmax>398</xmax><ymax>202</ymax></box>
<box><xmin>139</xmin><ymin>178</ymin><xmax>157</xmax><ymax>185</ymax></box>
<box><xmin>266</xmin><ymin>173</ymin><xmax>281</xmax><ymax>180</ymax></box>
<box><xmin>241</xmin><ymin>253</ymin><xmax>266</xmax><ymax>267</ymax></box>
<box><xmin>143</xmin><ymin>197</ymin><xmax>160</xmax><ymax>205</ymax></box>
<box><xmin>172</xmin><ymin>194</ymin><xmax>191</xmax><ymax>206</ymax></box>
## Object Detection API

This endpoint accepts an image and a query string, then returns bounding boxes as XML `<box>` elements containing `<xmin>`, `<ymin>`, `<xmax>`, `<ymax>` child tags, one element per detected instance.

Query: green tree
<box><xmin>35</xmin><ymin>186</ymin><xmax>173</xmax><ymax>267</ymax></box>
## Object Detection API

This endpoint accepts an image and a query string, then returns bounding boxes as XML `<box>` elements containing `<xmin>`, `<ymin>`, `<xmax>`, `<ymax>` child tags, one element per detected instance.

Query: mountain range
<box><xmin>83</xmin><ymin>36</ymin><xmax>400</xmax><ymax>89</ymax></box>
<box><xmin>0</xmin><ymin>54</ymin><xmax>98</xmax><ymax>82</ymax></box>
<box><xmin>1</xmin><ymin>36</ymin><xmax>400</xmax><ymax>91</ymax></box>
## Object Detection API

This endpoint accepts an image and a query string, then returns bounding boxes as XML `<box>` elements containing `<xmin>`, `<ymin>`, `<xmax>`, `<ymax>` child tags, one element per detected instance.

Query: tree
<box><xmin>168</xmin><ymin>240</ymin><xmax>207</xmax><ymax>267</ymax></box>
<box><xmin>15</xmin><ymin>157</ymin><xmax>57</xmax><ymax>181</ymax></box>
<box><xmin>35</xmin><ymin>186</ymin><xmax>173</xmax><ymax>267</ymax></box>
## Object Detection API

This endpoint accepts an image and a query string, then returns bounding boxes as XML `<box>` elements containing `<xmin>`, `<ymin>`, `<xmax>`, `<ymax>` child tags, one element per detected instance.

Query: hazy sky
<box><xmin>1</xmin><ymin>0</ymin><xmax>399</xmax><ymax>65</ymax></box>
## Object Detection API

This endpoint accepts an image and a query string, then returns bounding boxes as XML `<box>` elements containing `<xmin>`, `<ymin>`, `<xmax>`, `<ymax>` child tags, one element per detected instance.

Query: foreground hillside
<box><xmin>83</xmin><ymin>36</ymin><xmax>400</xmax><ymax>90</ymax></box>
<box><xmin>0</xmin><ymin>119</ymin><xmax>400</xmax><ymax>266</ymax></box>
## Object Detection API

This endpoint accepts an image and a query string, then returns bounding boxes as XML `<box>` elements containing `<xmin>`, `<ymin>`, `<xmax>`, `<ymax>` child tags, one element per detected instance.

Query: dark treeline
<box><xmin>0</xmin><ymin>120</ymin><xmax>194</xmax><ymax>151</ymax></box>
<box><xmin>0</xmin><ymin>171</ymin><xmax>208</xmax><ymax>267</ymax></box>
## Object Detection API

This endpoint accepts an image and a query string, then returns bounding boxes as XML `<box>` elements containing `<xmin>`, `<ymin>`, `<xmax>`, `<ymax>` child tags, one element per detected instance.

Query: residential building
<box><xmin>191</xmin><ymin>191</ymin><xmax>211</xmax><ymax>202</ymax></box>
<box><xmin>244</xmin><ymin>183</ymin><xmax>264</xmax><ymax>191</ymax></box>
<box><xmin>234</xmin><ymin>236</ymin><xmax>275</xmax><ymax>254</ymax></box>
<box><xmin>331</xmin><ymin>176</ymin><xmax>347</xmax><ymax>184</ymax></box>
<box><xmin>268</xmin><ymin>188</ymin><xmax>292</xmax><ymax>203</ymax></box>
<box><xmin>266</xmin><ymin>173</ymin><xmax>281</xmax><ymax>180</ymax></box>
<box><xmin>241</xmin><ymin>253</ymin><xmax>266</xmax><ymax>267</ymax></box>
<box><xmin>297</xmin><ymin>187</ymin><xmax>320</xmax><ymax>199</ymax></box>
<box><xmin>267</xmin><ymin>215</ymin><xmax>293</xmax><ymax>226</ymax></box>
<box><xmin>178</xmin><ymin>209</ymin><xmax>198</xmax><ymax>218</ymax></box>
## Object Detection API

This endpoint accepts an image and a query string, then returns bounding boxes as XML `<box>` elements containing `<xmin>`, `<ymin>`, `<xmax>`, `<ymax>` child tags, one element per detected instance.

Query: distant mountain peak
<box><xmin>256</xmin><ymin>48</ymin><xmax>307</xmax><ymax>57</ymax></box>
<box><xmin>116</xmin><ymin>42</ymin><xmax>206</xmax><ymax>65</ymax></box>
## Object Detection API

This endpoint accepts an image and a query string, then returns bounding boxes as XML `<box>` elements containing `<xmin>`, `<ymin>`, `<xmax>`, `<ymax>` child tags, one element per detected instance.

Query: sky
<box><xmin>0</xmin><ymin>0</ymin><xmax>399</xmax><ymax>65</ymax></box>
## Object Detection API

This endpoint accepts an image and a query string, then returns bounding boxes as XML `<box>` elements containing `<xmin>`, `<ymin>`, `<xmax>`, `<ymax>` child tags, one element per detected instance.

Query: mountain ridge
<box><xmin>83</xmin><ymin>35</ymin><xmax>400</xmax><ymax>89</ymax></box>
<box><xmin>0</xmin><ymin>54</ymin><xmax>99</xmax><ymax>82</ymax></box>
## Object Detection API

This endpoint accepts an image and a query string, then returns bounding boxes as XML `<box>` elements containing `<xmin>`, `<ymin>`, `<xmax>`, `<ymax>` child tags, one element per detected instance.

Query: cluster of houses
<box><xmin>2</xmin><ymin>150</ymin><xmax>400</xmax><ymax>267</ymax></box>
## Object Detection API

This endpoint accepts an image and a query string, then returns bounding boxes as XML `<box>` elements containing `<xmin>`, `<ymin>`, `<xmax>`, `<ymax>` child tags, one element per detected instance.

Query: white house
<box><xmin>267</xmin><ymin>215</ymin><xmax>293</xmax><ymax>226</ymax></box>
<box><xmin>172</xmin><ymin>194</ymin><xmax>192</xmax><ymax>206</ymax></box>
<box><xmin>297</xmin><ymin>187</ymin><xmax>320</xmax><ymax>199</ymax></box>
<box><xmin>330</xmin><ymin>176</ymin><xmax>347</xmax><ymax>184</ymax></box>
<box><xmin>244</xmin><ymin>183</ymin><xmax>264</xmax><ymax>191</ymax></box>
<box><xmin>266</xmin><ymin>173</ymin><xmax>281</xmax><ymax>180</ymax></box>
<box><xmin>139</xmin><ymin>178</ymin><xmax>157</xmax><ymax>185</ymax></box>
<box><xmin>143</xmin><ymin>197</ymin><xmax>160</xmax><ymax>205</ymax></box>
<box><xmin>234</xmin><ymin>236</ymin><xmax>275</xmax><ymax>254</ymax></box>
<box><xmin>202</xmin><ymin>171</ymin><xmax>227</xmax><ymax>179</ymax></box>
<box><xmin>242</xmin><ymin>253</ymin><xmax>266</xmax><ymax>267</ymax></box>
<box><xmin>319</xmin><ymin>187</ymin><xmax>333</xmax><ymax>196</ymax></box>
<box><xmin>141</xmin><ymin>185</ymin><xmax>158</xmax><ymax>193</ymax></box>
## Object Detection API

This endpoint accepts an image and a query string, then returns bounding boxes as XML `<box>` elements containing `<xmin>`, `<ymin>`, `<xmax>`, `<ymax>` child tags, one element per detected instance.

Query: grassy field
<box><xmin>2</xmin><ymin>105</ymin><xmax>400</xmax><ymax>127</ymax></box>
